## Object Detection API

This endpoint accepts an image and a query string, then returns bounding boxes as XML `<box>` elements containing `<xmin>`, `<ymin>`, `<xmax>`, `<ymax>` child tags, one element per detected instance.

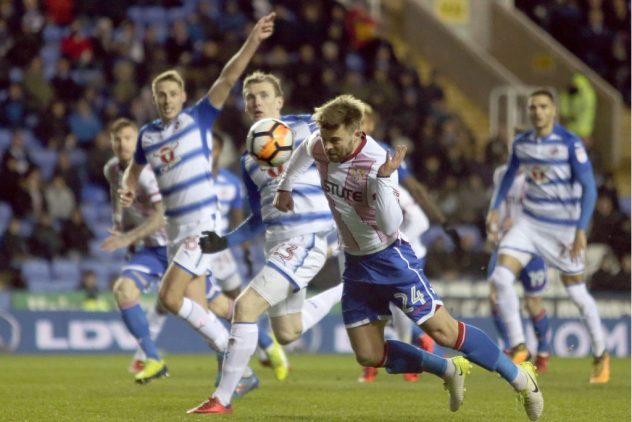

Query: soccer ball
<box><xmin>246</xmin><ymin>118</ymin><xmax>294</xmax><ymax>167</ymax></box>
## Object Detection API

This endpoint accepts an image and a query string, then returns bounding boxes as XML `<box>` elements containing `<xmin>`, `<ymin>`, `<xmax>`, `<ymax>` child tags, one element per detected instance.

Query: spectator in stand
<box><xmin>22</xmin><ymin>56</ymin><xmax>53</xmax><ymax>113</ymax></box>
<box><xmin>11</xmin><ymin>167</ymin><xmax>45</xmax><ymax>220</ymax></box>
<box><xmin>590</xmin><ymin>251</ymin><xmax>631</xmax><ymax>293</ymax></box>
<box><xmin>60</xmin><ymin>207</ymin><xmax>94</xmax><ymax>258</ymax></box>
<box><xmin>79</xmin><ymin>270</ymin><xmax>111</xmax><ymax>311</ymax></box>
<box><xmin>578</xmin><ymin>7</ymin><xmax>613</xmax><ymax>78</ymax></box>
<box><xmin>589</xmin><ymin>190</ymin><xmax>629</xmax><ymax>257</ymax></box>
<box><xmin>36</xmin><ymin>100</ymin><xmax>71</xmax><ymax>149</ymax></box>
<box><xmin>43</xmin><ymin>0</ymin><xmax>75</xmax><ymax>26</ymax></box>
<box><xmin>560</xmin><ymin>73</ymin><xmax>596</xmax><ymax>141</ymax></box>
<box><xmin>0</xmin><ymin>130</ymin><xmax>33</xmax><ymax>199</ymax></box>
<box><xmin>29</xmin><ymin>212</ymin><xmax>61</xmax><ymax>260</ymax></box>
<box><xmin>86</xmin><ymin>130</ymin><xmax>112</xmax><ymax>190</ymax></box>
<box><xmin>165</xmin><ymin>19</ymin><xmax>194</xmax><ymax>66</ymax></box>
<box><xmin>50</xmin><ymin>58</ymin><xmax>82</xmax><ymax>103</ymax></box>
<box><xmin>68</xmin><ymin>98</ymin><xmax>103</xmax><ymax>147</ymax></box>
<box><xmin>61</xmin><ymin>19</ymin><xmax>93</xmax><ymax>66</ymax></box>
<box><xmin>53</xmin><ymin>151</ymin><xmax>83</xmax><ymax>200</ymax></box>
<box><xmin>45</xmin><ymin>173</ymin><xmax>76</xmax><ymax>221</ymax></box>
<box><xmin>6</xmin><ymin>18</ymin><xmax>42</xmax><ymax>68</ymax></box>
<box><xmin>0</xmin><ymin>217</ymin><xmax>29</xmax><ymax>269</ymax></box>
<box><xmin>0</xmin><ymin>83</ymin><xmax>29</xmax><ymax>128</ymax></box>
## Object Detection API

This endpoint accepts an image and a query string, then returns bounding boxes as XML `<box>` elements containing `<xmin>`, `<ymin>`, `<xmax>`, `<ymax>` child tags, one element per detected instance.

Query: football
<box><xmin>246</xmin><ymin>118</ymin><xmax>294</xmax><ymax>167</ymax></box>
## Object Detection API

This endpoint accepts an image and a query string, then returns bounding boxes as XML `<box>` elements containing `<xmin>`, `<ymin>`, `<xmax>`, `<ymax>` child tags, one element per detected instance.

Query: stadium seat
<box><xmin>619</xmin><ymin>197</ymin><xmax>631</xmax><ymax>217</ymax></box>
<box><xmin>30</xmin><ymin>148</ymin><xmax>58</xmax><ymax>181</ymax></box>
<box><xmin>19</xmin><ymin>219</ymin><xmax>34</xmax><ymax>237</ymax></box>
<box><xmin>81</xmin><ymin>258</ymin><xmax>114</xmax><ymax>291</ymax></box>
<box><xmin>51</xmin><ymin>258</ymin><xmax>81</xmax><ymax>285</ymax></box>
<box><xmin>81</xmin><ymin>184</ymin><xmax>108</xmax><ymax>204</ymax></box>
<box><xmin>0</xmin><ymin>202</ymin><xmax>12</xmax><ymax>233</ymax></box>
<box><xmin>80</xmin><ymin>203</ymin><xmax>99</xmax><ymax>226</ymax></box>
<box><xmin>22</xmin><ymin>259</ymin><xmax>52</xmax><ymax>290</ymax></box>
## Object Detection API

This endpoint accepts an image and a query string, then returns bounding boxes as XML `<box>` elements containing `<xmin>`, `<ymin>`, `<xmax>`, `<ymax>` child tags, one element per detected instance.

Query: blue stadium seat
<box><xmin>81</xmin><ymin>184</ymin><xmax>108</xmax><ymax>204</ymax></box>
<box><xmin>19</xmin><ymin>219</ymin><xmax>34</xmax><ymax>237</ymax></box>
<box><xmin>81</xmin><ymin>203</ymin><xmax>99</xmax><ymax>226</ymax></box>
<box><xmin>30</xmin><ymin>148</ymin><xmax>58</xmax><ymax>181</ymax></box>
<box><xmin>619</xmin><ymin>197</ymin><xmax>631</xmax><ymax>217</ymax></box>
<box><xmin>81</xmin><ymin>258</ymin><xmax>114</xmax><ymax>291</ymax></box>
<box><xmin>0</xmin><ymin>202</ymin><xmax>12</xmax><ymax>233</ymax></box>
<box><xmin>51</xmin><ymin>258</ymin><xmax>81</xmax><ymax>284</ymax></box>
<box><xmin>68</xmin><ymin>149</ymin><xmax>87</xmax><ymax>167</ymax></box>
<box><xmin>22</xmin><ymin>258</ymin><xmax>52</xmax><ymax>290</ymax></box>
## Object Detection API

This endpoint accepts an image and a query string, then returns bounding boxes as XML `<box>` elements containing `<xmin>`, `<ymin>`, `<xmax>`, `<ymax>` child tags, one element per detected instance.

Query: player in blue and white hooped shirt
<box><xmin>121</xmin><ymin>14</ymin><xmax>276</xmax><ymax>406</ymax></box>
<box><xmin>190</xmin><ymin>71</ymin><xmax>343</xmax><ymax>415</ymax></box>
<box><xmin>486</xmin><ymin>89</ymin><xmax>608</xmax><ymax>384</ymax></box>
<box><xmin>487</xmin><ymin>164</ymin><xmax>551</xmax><ymax>373</ymax></box>
<box><xmin>102</xmin><ymin>118</ymin><xmax>170</xmax><ymax>384</ymax></box>
<box><xmin>275</xmin><ymin>95</ymin><xmax>543</xmax><ymax>421</ymax></box>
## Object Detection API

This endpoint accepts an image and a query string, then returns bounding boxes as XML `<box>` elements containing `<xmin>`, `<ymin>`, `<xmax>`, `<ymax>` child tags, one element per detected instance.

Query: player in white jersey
<box><xmin>101</xmin><ymin>118</ymin><xmax>170</xmax><ymax>383</ymax></box>
<box><xmin>188</xmin><ymin>71</ymin><xmax>343</xmax><ymax>415</ymax></box>
<box><xmin>120</xmin><ymin>14</ymin><xmax>276</xmax><ymax>401</ymax></box>
<box><xmin>487</xmin><ymin>164</ymin><xmax>552</xmax><ymax>373</ymax></box>
<box><xmin>486</xmin><ymin>89</ymin><xmax>608</xmax><ymax>383</ymax></box>
<box><xmin>210</xmin><ymin>131</ymin><xmax>289</xmax><ymax>382</ymax></box>
<box><xmin>275</xmin><ymin>95</ymin><xmax>543</xmax><ymax>421</ymax></box>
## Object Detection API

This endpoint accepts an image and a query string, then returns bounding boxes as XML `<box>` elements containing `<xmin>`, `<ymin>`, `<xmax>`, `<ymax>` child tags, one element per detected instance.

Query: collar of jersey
<box><xmin>340</xmin><ymin>132</ymin><xmax>367</xmax><ymax>163</ymax></box>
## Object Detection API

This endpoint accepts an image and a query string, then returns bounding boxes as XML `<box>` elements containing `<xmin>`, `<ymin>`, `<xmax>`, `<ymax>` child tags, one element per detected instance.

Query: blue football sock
<box><xmin>121</xmin><ymin>303</ymin><xmax>160</xmax><ymax>360</ymax></box>
<box><xmin>455</xmin><ymin>321</ymin><xmax>518</xmax><ymax>382</ymax></box>
<box><xmin>531</xmin><ymin>310</ymin><xmax>551</xmax><ymax>355</ymax></box>
<box><xmin>382</xmin><ymin>340</ymin><xmax>448</xmax><ymax>376</ymax></box>
<box><xmin>491</xmin><ymin>306</ymin><xmax>511</xmax><ymax>350</ymax></box>
<box><xmin>257</xmin><ymin>318</ymin><xmax>273</xmax><ymax>349</ymax></box>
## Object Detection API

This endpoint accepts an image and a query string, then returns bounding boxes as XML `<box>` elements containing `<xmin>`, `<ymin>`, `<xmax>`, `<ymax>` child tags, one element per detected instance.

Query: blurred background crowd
<box><xmin>0</xmin><ymin>0</ymin><xmax>628</xmax><ymax>296</ymax></box>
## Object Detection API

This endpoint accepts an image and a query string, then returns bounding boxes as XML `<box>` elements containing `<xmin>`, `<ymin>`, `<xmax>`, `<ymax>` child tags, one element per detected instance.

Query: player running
<box><xmin>486</xmin><ymin>89</ymin><xmax>608</xmax><ymax>383</ymax></box>
<box><xmin>275</xmin><ymin>95</ymin><xmax>544</xmax><ymax>421</ymax></box>
<box><xmin>487</xmin><ymin>163</ymin><xmax>552</xmax><ymax>373</ymax></box>
<box><xmin>187</xmin><ymin>71</ymin><xmax>343</xmax><ymax>415</ymax></box>
<box><xmin>120</xmin><ymin>14</ymin><xmax>276</xmax><ymax>392</ymax></box>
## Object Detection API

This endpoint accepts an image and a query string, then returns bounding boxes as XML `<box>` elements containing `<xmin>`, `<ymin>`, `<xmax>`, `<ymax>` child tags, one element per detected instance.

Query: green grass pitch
<box><xmin>1</xmin><ymin>354</ymin><xmax>629</xmax><ymax>421</ymax></box>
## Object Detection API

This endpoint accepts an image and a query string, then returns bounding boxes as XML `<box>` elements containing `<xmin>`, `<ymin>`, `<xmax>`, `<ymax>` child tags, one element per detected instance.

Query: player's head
<box><xmin>527</xmin><ymin>89</ymin><xmax>556</xmax><ymax>134</ymax></box>
<box><xmin>242</xmin><ymin>71</ymin><xmax>284</xmax><ymax>122</ymax></box>
<box><xmin>109</xmin><ymin>118</ymin><xmax>138</xmax><ymax>164</ymax></box>
<box><xmin>313</xmin><ymin>95</ymin><xmax>364</xmax><ymax>163</ymax></box>
<box><xmin>211</xmin><ymin>130</ymin><xmax>225</xmax><ymax>174</ymax></box>
<box><xmin>359</xmin><ymin>101</ymin><xmax>376</xmax><ymax>134</ymax></box>
<box><xmin>151</xmin><ymin>69</ymin><xmax>187</xmax><ymax>123</ymax></box>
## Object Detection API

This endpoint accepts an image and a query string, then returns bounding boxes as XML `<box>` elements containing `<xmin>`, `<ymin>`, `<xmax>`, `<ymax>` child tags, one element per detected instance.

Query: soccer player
<box><xmin>188</xmin><ymin>71</ymin><xmax>343</xmax><ymax>415</ymax></box>
<box><xmin>487</xmin><ymin>163</ymin><xmax>551</xmax><ymax>373</ymax></box>
<box><xmin>486</xmin><ymin>89</ymin><xmax>608</xmax><ymax>383</ymax></box>
<box><xmin>211</xmin><ymin>131</ymin><xmax>289</xmax><ymax>381</ymax></box>
<box><xmin>275</xmin><ymin>95</ymin><xmax>544</xmax><ymax>421</ymax></box>
<box><xmin>120</xmin><ymin>13</ymin><xmax>276</xmax><ymax>393</ymax></box>
<box><xmin>102</xmin><ymin>117</ymin><xmax>169</xmax><ymax>384</ymax></box>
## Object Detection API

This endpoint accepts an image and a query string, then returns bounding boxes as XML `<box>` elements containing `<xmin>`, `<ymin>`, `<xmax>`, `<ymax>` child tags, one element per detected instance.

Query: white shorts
<box><xmin>210</xmin><ymin>249</ymin><xmax>241</xmax><ymax>291</ymax></box>
<box><xmin>250</xmin><ymin>232</ymin><xmax>328</xmax><ymax>316</ymax></box>
<box><xmin>167</xmin><ymin>219</ymin><xmax>215</xmax><ymax>277</ymax></box>
<box><xmin>499</xmin><ymin>216</ymin><xmax>584</xmax><ymax>275</ymax></box>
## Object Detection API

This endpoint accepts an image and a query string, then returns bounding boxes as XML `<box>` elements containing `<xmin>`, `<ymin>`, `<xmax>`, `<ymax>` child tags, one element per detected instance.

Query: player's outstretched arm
<box><xmin>374</xmin><ymin>145</ymin><xmax>406</xmax><ymax>235</ymax></box>
<box><xmin>207</xmin><ymin>13</ymin><xmax>275</xmax><ymax>109</ymax></box>
<box><xmin>275</xmin><ymin>135</ymin><xmax>316</xmax><ymax>212</ymax></box>
<box><xmin>120</xmin><ymin>161</ymin><xmax>144</xmax><ymax>208</ymax></box>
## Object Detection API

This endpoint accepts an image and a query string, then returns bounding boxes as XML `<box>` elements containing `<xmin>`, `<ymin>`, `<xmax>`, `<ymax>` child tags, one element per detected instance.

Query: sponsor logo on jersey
<box><xmin>323</xmin><ymin>180</ymin><xmax>363</xmax><ymax>202</ymax></box>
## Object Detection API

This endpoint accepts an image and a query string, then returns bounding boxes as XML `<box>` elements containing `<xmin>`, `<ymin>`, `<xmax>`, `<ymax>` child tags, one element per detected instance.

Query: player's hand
<box><xmin>486</xmin><ymin>209</ymin><xmax>501</xmax><ymax>244</ymax></box>
<box><xmin>570</xmin><ymin>229</ymin><xmax>587</xmax><ymax>262</ymax></box>
<box><xmin>377</xmin><ymin>145</ymin><xmax>407</xmax><ymax>177</ymax></box>
<box><xmin>501</xmin><ymin>217</ymin><xmax>514</xmax><ymax>233</ymax></box>
<box><xmin>273</xmin><ymin>190</ymin><xmax>294</xmax><ymax>212</ymax></box>
<box><xmin>199</xmin><ymin>231</ymin><xmax>228</xmax><ymax>253</ymax></box>
<box><xmin>100</xmin><ymin>228</ymin><xmax>132</xmax><ymax>252</ymax></box>
<box><xmin>442</xmin><ymin>223</ymin><xmax>461</xmax><ymax>251</ymax></box>
<box><xmin>251</xmin><ymin>12</ymin><xmax>275</xmax><ymax>43</ymax></box>
<box><xmin>118</xmin><ymin>188</ymin><xmax>135</xmax><ymax>208</ymax></box>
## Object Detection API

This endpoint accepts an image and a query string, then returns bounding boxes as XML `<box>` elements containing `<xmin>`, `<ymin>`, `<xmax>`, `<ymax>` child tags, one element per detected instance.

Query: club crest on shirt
<box><xmin>574</xmin><ymin>143</ymin><xmax>588</xmax><ymax>163</ymax></box>
<box><xmin>153</xmin><ymin>141</ymin><xmax>181</xmax><ymax>172</ymax></box>
<box><xmin>349</xmin><ymin>167</ymin><xmax>368</xmax><ymax>183</ymax></box>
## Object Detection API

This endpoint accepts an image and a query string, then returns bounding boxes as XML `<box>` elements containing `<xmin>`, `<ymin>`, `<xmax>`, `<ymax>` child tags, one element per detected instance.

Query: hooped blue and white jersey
<box><xmin>241</xmin><ymin>114</ymin><xmax>333</xmax><ymax>242</ymax></box>
<box><xmin>134</xmin><ymin>98</ymin><xmax>219</xmax><ymax>225</ymax></box>
<box><xmin>214</xmin><ymin>168</ymin><xmax>244</xmax><ymax>236</ymax></box>
<box><xmin>492</xmin><ymin>124</ymin><xmax>595</xmax><ymax>228</ymax></box>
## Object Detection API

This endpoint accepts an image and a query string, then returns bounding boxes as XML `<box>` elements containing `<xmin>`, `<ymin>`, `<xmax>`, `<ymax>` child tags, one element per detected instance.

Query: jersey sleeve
<box><xmin>277</xmin><ymin>133</ymin><xmax>317</xmax><ymax>192</ymax></box>
<box><xmin>491</xmin><ymin>147</ymin><xmax>519</xmax><ymax>209</ymax></box>
<box><xmin>370</xmin><ymin>169</ymin><xmax>402</xmax><ymax>236</ymax></box>
<box><xmin>193</xmin><ymin>97</ymin><xmax>221</xmax><ymax>131</ymax></box>
<box><xmin>569</xmin><ymin>139</ymin><xmax>596</xmax><ymax>230</ymax></box>
<box><xmin>133</xmin><ymin>129</ymin><xmax>147</xmax><ymax>165</ymax></box>
<box><xmin>138</xmin><ymin>167</ymin><xmax>163</xmax><ymax>204</ymax></box>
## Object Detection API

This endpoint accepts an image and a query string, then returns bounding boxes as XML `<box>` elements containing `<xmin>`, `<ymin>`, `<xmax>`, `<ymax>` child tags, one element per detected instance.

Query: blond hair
<box><xmin>151</xmin><ymin>69</ymin><xmax>185</xmax><ymax>93</ymax></box>
<box><xmin>243</xmin><ymin>71</ymin><xmax>284</xmax><ymax>97</ymax></box>
<box><xmin>109</xmin><ymin>117</ymin><xmax>138</xmax><ymax>137</ymax></box>
<box><xmin>313</xmin><ymin>95</ymin><xmax>365</xmax><ymax>131</ymax></box>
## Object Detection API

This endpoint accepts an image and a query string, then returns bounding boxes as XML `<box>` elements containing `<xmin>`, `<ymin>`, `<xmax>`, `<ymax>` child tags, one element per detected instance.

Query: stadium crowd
<box><xmin>0</xmin><ymin>0</ymin><xmax>628</xmax><ymax>293</ymax></box>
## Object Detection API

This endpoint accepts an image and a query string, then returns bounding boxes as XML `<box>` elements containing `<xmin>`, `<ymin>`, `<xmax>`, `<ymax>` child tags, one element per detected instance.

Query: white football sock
<box><xmin>390</xmin><ymin>304</ymin><xmax>413</xmax><ymax>344</ymax></box>
<box><xmin>491</xmin><ymin>265</ymin><xmax>525</xmax><ymax>347</ymax></box>
<box><xmin>566</xmin><ymin>283</ymin><xmax>606</xmax><ymax>356</ymax></box>
<box><xmin>301</xmin><ymin>283</ymin><xmax>343</xmax><ymax>333</ymax></box>
<box><xmin>213</xmin><ymin>323</ymin><xmax>259</xmax><ymax>406</ymax></box>
<box><xmin>511</xmin><ymin>367</ymin><xmax>529</xmax><ymax>391</ymax></box>
<box><xmin>177</xmin><ymin>297</ymin><xmax>229</xmax><ymax>352</ymax></box>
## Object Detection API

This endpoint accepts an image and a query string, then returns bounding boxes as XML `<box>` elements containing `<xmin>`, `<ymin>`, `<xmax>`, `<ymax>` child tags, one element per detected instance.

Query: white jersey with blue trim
<box><xmin>214</xmin><ymin>168</ymin><xmax>243</xmax><ymax>236</ymax></box>
<box><xmin>511</xmin><ymin>124</ymin><xmax>587</xmax><ymax>226</ymax></box>
<box><xmin>242</xmin><ymin>114</ymin><xmax>333</xmax><ymax>243</ymax></box>
<box><xmin>134</xmin><ymin>97</ymin><xmax>219</xmax><ymax>226</ymax></box>
<box><xmin>104</xmin><ymin>156</ymin><xmax>168</xmax><ymax>248</ymax></box>
<box><xmin>492</xmin><ymin>164</ymin><xmax>527</xmax><ymax>229</ymax></box>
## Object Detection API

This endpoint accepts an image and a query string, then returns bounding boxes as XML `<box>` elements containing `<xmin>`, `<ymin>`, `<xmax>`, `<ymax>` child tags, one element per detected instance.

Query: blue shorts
<box><xmin>488</xmin><ymin>251</ymin><xmax>548</xmax><ymax>295</ymax></box>
<box><xmin>342</xmin><ymin>240</ymin><xmax>442</xmax><ymax>328</ymax></box>
<box><xmin>121</xmin><ymin>246</ymin><xmax>168</xmax><ymax>293</ymax></box>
